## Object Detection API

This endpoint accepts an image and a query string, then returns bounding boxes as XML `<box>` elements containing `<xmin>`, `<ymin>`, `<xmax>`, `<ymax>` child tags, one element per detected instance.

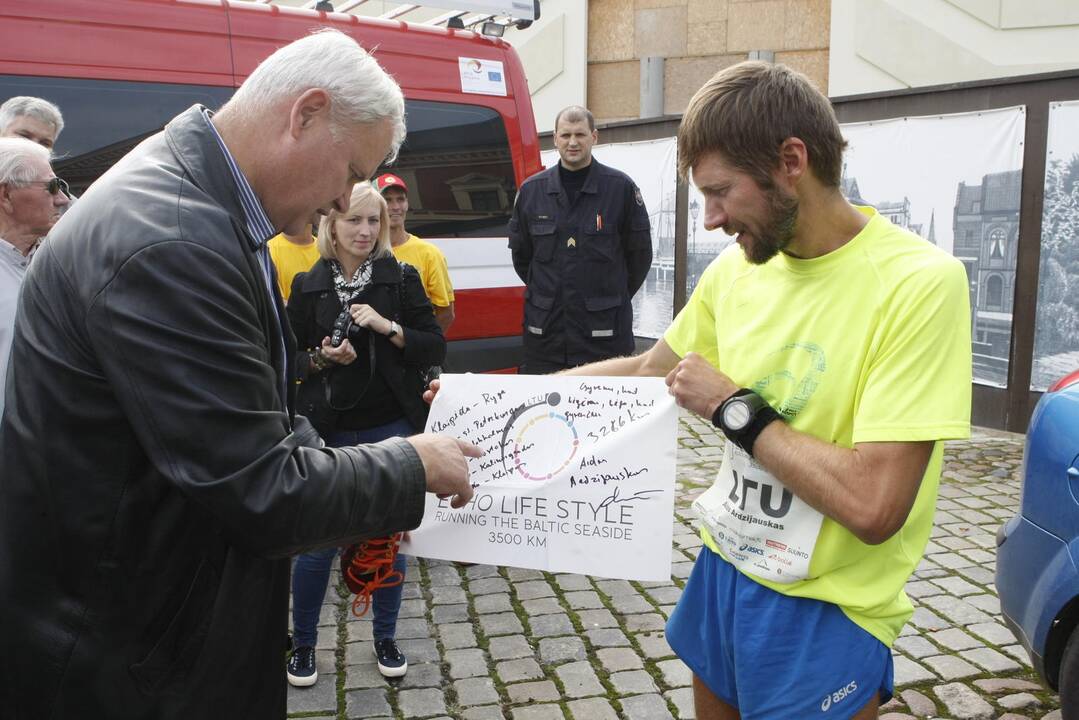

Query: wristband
<box><xmin>711</xmin><ymin>389</ymin><xmax>782</xmax><ymax>457</ymax></box>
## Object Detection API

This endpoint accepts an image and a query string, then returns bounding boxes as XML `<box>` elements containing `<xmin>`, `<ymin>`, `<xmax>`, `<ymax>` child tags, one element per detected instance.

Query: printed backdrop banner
<box><xmin>1032</xmin><ymin>100</ymin><xmax>1079</xmax><ymax>391</ymax></box>
<box><xmin>541</xmin><ymin>139</ymin><xmax>679</xmax><ymax>339</ymax></box>
<box><xmin>840</xmin><ymin>106</ymin><xmax>1026</xmax><ymax>388</ymax></box>
<box><xmin>404</xmin><ymin>374</ymin><xmax>678</xmax><ymax>581</ymax></box>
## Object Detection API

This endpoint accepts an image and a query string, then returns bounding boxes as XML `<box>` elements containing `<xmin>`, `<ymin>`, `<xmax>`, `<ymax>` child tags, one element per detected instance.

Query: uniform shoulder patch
<box><xmin>634</xmin><ymin>187</ymin><xmax>644</xmax><ymax>206</ymax></box>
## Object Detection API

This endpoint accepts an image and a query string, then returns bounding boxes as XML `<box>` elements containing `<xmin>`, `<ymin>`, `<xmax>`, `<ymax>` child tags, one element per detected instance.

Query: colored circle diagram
<box><xmin>500</xmin><ymin>392</ymin><xmax>579</xmax><ymax>481</ymax></box>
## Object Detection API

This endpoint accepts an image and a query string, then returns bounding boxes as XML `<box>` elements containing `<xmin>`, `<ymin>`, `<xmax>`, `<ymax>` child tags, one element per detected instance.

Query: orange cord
<box><xmin>340</xmin><ymin>533</ymin><xmax>404</xmax><ymax>617</ymax></box>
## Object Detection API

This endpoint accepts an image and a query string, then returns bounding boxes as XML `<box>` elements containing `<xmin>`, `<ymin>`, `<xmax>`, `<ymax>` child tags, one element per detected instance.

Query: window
<box><xmin>381</xmin><ymin>99</ymin><xmax>517</xmax><ymax>238</ymax></box>
<box><xmin>469</xmin><ymin>190</ymin><xmax>502</xmax><ymax>212</ymax></box>
<box><xmin>989</xmin><ymin>227</ymin><xmax>1007</xmax><ymax>260</ymax></box>
<box><xmin>1</xmin><ymin>79</ymin><xmax>520</xmax><ymax>238</ymax></box>
<box><xmin>986</xmin><ymin>274</ymin><xmax>1004</xmax><ymax>309</ymax></box>
<box><xmin>1</xmin><ymin>75</ymin><xmax>233</xmax><ymax>196</ymax></box>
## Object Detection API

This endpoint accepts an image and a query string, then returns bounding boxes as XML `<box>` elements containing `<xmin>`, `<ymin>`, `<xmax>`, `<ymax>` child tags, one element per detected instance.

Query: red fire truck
<box><xmin>0</xmin><ymin>0</ymin><xmax>542</xmax><ymax>371</ymax></box>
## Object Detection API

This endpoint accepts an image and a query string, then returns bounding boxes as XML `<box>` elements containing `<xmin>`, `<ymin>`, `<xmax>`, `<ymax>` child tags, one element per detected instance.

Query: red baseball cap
<box><xmin>375</xmin><ymin>173</ymin><xmax>408</xmax><ymax>194</ymax></box>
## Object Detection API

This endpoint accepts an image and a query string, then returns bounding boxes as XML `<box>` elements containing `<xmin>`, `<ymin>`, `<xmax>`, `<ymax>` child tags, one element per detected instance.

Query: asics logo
<box><xmin>738</xmin><ymin>543</ymin><xmax>765</xmax><ymax>556</ymax></box>
<box><xmin>820</xmin><ymin>680</ymin><xmax>857</xmax><ymax>712</ymax></box>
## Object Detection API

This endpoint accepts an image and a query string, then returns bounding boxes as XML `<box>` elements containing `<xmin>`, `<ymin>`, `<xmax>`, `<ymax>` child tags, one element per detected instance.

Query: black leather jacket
<box><xmin>288</xmin><ymin>255</ymin><xmax>445</xmax><ymax>435</ymax></box>
<box><xmin>0</xmin><ymin>105</ymin><xmax>427</xmax><ymax>719</ymax></box>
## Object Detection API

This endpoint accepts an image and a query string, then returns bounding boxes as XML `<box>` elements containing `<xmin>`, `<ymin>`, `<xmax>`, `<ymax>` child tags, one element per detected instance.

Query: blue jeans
<box><xmin>291</xmin><ymin>417</ymin><xmax>414</xmax><ymax>647</ymax></box>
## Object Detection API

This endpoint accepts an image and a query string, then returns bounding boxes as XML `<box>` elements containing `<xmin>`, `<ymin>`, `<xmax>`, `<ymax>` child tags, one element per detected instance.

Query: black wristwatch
<box><xmin>711</xmin><ymin>389</ymin><xmax>782</xmax><ymax>457</ymax></box>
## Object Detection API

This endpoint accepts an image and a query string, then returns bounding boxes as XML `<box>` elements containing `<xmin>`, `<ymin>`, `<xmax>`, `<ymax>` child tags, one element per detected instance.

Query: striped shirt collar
<box><xmin>201</xmin><ymin>108</ymin><xmax>276</xmax><ymax>249</ymax></box>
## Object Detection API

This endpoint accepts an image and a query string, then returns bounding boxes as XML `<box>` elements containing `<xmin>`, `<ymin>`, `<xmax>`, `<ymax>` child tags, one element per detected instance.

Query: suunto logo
<box><xmin>820</xmin><ymin>681</ymin><xmax>857</xmax><ymax>712</ymax></box>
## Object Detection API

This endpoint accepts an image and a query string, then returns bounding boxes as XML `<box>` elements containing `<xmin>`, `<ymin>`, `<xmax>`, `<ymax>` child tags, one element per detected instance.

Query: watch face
<box><xmin>722</xmin><ymin>399</ymin><xmax>753</xmax><ymax>431</ymax></box>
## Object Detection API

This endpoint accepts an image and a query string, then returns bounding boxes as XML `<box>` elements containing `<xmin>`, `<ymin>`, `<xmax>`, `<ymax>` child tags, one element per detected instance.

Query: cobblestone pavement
<box><xmin>287</xmin><ymin>413</ymin><xmax>1062</xmax><ymax>720</ymax></box>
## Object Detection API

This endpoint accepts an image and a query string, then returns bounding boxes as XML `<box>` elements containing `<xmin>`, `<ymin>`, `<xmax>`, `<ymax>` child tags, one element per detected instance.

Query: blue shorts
<box><xmin>666</xmin><ymin>549</ymin><xmax>893</xmax><ymax>720</ymax></box>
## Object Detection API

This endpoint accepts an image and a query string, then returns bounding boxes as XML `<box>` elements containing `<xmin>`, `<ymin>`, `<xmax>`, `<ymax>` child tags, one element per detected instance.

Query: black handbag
<box><xmin>394</xmin><ymin>276</ymin><xmax>441</xmax><ymax>391</ymax></box>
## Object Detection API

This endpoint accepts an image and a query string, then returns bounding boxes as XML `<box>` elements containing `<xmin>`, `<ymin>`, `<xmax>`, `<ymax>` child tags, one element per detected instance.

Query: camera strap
<box><xmin>322</xmin><ymin>329</ymin><xmax>377</xmax><ymax>412</ymax></box>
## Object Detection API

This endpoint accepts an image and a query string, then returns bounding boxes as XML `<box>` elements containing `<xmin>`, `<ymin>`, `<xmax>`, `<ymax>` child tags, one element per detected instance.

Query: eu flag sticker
<box><xmin>459</xmin><ymin>57</ymin><xmax>507</xmax><ymax>96</ymax></box>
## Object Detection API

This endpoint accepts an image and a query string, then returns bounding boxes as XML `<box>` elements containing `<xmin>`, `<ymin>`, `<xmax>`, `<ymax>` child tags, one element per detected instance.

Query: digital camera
<box><xmin>330</xmin><ymin>308</ymin><xmax>364</xmax><ymax>348</ymax></box>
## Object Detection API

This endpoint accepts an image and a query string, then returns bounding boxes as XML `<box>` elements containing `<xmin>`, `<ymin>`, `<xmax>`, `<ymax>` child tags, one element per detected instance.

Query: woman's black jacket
<box><xmin>287</xmin><ymin>255</ymin><xmax>445</xmax><ymax>435</ymax></box>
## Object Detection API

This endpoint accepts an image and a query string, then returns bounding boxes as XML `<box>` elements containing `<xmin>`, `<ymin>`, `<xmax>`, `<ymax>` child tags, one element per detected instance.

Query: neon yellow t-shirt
<box><xmin>392</xmin><ymin>234</ymin><xmax>454</xmax><ymax>308</ymax></box>
<box><xmin>664</xmin><ymin>207</ymin><xmax>972</xmax><ymax>647</ymax></box>
<box><xmin>267</xmin><ymin>234</ymin><xmax>321</xmax><ymax>302</ymax></box>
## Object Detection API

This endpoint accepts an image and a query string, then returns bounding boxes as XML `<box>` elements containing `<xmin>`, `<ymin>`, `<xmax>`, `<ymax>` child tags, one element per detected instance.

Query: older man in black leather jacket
<box><xmin>0</xmin><ymin>31</ymin><xmax>476</xmax><ymax>720</ymax></box>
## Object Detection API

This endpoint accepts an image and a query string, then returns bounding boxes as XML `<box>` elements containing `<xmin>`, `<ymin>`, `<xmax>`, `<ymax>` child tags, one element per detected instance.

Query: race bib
<box><xmin>692</xmin><ymin>443</ymin><xmax>824</xmax><ymax>583</ymax></box>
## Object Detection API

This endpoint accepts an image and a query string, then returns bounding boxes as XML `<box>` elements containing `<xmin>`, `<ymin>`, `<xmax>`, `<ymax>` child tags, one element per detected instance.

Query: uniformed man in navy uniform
<box><xmin>509</xmin><ymin>105</ymin><xmax>652</xmax><ymax>374</ymax></box>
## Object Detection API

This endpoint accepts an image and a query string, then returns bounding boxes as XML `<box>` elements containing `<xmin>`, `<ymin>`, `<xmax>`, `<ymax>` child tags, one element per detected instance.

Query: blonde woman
<box><xmin>285</xmin><ymin>182</ymin><xmax>444</xmax><ymax>686</ymax></box>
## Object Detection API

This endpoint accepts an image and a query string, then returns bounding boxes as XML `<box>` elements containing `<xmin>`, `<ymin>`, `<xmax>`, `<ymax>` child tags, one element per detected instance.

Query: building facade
<box><xmin>953</xmin><ymin>170</ymin><xmax>1022</xmax><ymax>386</ymax></box>
<box><xmin>586</xmin><ymin>0</ymin><xmax>830</xmax><ymax>124</ymax></box>
<box><xmin>829</xmin><ymin>0</ymin><xmax>1079</xmax><ymax>97</ymax></box>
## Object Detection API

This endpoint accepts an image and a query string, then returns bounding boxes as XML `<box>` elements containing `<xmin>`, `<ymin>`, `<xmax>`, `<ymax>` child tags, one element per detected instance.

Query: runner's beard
<box><xmin>741</xmin><ymin>188</ymin><xmax>799</xmax><ymax>265</ymax></box>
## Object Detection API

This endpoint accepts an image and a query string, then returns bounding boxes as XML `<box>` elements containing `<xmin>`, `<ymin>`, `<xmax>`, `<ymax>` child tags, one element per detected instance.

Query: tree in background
<box><xmin>1033</xmin><ymin>153</ymin><xmax>1079</xmax><ymax>382</ymax></box>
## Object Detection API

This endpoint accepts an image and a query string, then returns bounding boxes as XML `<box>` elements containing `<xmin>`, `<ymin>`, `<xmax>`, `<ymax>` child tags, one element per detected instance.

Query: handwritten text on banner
<box><xmin>403</xmin><ymin>374</ymin><xmax>678</xmax><ymax>581</ymax></box>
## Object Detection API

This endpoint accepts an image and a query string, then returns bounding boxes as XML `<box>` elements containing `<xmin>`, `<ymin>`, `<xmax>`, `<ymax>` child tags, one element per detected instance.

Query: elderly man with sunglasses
<box><xmin>0</xmin><ymin>136</ymin><xmax>69</xmax><ymax>417</ymax></box>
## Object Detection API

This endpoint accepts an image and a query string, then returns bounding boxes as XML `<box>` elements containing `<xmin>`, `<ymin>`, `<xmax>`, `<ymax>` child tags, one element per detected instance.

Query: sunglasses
<box><xmin>24</xmin><ymin>177</ymin><xmax>70</xmax><ymax>196</ymax></box>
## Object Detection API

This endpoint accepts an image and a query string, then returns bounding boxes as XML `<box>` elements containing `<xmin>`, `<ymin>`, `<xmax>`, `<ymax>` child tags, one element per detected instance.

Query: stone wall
<box><xmin>587</xmin><ymin>0</ymin><xmax>830</xmax><ymax>123</ymax></box>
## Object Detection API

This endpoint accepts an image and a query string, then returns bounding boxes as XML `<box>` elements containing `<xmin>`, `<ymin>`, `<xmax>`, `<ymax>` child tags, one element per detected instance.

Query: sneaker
<box><xmin>286</xmin><ymin>645</ymin><xmax>318</xmax><ymax>687</ymax></box>
<box><xmin>374</xmin><ymin>638</ymin><xmax>408</xmax><ymax>678</ymax></box>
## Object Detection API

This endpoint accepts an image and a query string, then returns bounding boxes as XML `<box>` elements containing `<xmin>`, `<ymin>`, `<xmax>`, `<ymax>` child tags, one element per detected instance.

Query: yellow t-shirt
<box><xmin>664</xmin><ymin>207</ymin><xmax>972</xmax><ymax>647</ymax></box>
<box><xmin>267</xmin><ymin>234</ymin><xmax>321</xmax><ymax>302</ymax></box>
<box><xmin>391</xmin><ymin>234</ymin><xmax>454</xmax><ymax>308</ymax></box>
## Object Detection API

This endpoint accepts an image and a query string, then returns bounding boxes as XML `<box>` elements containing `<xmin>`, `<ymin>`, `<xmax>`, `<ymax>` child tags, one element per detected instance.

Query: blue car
<box><xmin>997</xmin><ymin>369</ymin><xmax>1079</xmax><ymax>713</ymax></box>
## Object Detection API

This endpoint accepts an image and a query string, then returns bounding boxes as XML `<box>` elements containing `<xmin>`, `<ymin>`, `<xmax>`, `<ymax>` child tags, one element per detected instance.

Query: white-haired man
<box><xmin>0</xmin><ymin>30</ymin><xmax>477</xmax><ymax>719</ymax></box>
<box><xmin>0</xmin><ymin>96</ymin><xmax>65</xmax><ymax>151</ymax></box>
<box><xmin>0</xmin><ymin>137</ymin><xmax>70</xmax><ymax>418</ymax></box>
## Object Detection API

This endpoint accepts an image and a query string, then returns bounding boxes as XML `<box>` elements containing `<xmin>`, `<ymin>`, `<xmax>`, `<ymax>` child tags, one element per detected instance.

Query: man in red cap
<box><xmin>375</xmin><ymin>173</ymin><xmax>455</xmax><ymax>332</ymax></box>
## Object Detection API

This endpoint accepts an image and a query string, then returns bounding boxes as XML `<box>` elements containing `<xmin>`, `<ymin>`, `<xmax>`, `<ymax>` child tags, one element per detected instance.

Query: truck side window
<box><xmin>387</xmin><ymin>99</ymin><xmax>517</xmax><ymax>240</ymax></box>
<box><xmin>0</xmin><ymin>75</ymin><xmax>233</xmax><ymax>196</ymax></box>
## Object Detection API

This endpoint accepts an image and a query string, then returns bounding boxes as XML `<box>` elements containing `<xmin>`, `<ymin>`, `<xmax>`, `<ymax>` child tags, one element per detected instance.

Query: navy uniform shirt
<box><xmin>508</xmin><ymin>159</ymin><xmax>652</xmax><ymax>367</ymax></box>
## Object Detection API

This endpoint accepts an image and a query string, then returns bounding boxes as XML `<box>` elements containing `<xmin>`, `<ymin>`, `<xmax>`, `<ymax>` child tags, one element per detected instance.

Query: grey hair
<box><xmin>0</xmin><ymin>137</ymin><xmax>52</xmax><ymax>186</ymax></box>
<box><xmin>226</xmin><ymin>29</ymin><xmax>406</xmax><ymax>162</ymax></box>
<box><xmin>0</xmin><ymin>96</ymin><xmax>64</xmax><ymax>138</ymax></box>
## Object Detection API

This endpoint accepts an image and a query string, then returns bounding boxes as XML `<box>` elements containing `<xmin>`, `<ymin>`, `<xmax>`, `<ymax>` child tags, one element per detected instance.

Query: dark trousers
<box><xmin>290</xmin><ymin>417</ymin><xmax>413</xmax><ymax>647</ymax></box>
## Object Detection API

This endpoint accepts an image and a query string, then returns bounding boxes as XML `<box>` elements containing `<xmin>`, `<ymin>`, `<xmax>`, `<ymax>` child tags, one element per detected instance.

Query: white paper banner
<box><xmin>404</xmin><ymin>374</ymin><xmax>678</xmax><ymax>581</ymax></box>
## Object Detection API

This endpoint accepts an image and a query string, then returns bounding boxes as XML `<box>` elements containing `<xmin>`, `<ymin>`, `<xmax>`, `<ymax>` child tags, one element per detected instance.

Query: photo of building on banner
<box><xmin>1032</xmin><ymin>99</ymin><xmax>1079</xmax><ymax>391</ymax></box>
<box><xmin>840</xmin><ymin>106</ymin><xmax>1026</xmax><ymax>388</ymax></box>
<box><xmin>403</xmin><ymin>375</ymin><xmax>678</xmax><ymax>581</ymax></box>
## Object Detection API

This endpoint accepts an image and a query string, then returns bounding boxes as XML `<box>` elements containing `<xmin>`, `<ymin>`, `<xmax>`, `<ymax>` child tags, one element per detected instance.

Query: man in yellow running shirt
<box><xmin>561</xmin><ymin>62</ymin><xmax>972</xmax><ymax>720</ymax></box>
<box><xmin>375</xmin><ymin>173</ymin><xmax>455</xmax><ymax>332</ymax></box>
